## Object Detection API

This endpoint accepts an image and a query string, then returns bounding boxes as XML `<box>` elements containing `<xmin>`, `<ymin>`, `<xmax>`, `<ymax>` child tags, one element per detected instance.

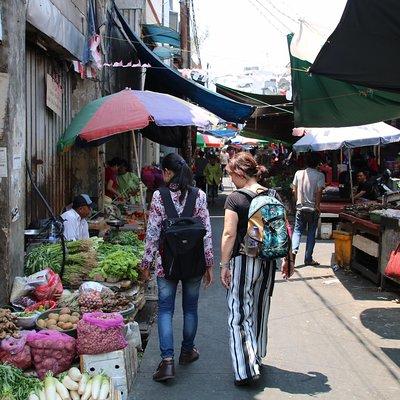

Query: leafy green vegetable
<box><xmin>0</xmin><ymin>364</ymin><xmax>42</xmax><ymax>400</ymax></box>
<box><xmin>90</xmin><ymin>250</ymin><xmax>139</xmax><ymax>281</ymax></box>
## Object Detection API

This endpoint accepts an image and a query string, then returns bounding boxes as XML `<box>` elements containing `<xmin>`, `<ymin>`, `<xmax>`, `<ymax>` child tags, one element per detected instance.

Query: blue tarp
<box><xmin>205</xmin><ymin>128</ymin><xmax>237</xmax><ymax>138</ymax></box>
<box><xmin>143</xmin><ymin>24</ymin><xmax>180</xmax><ymax>48</ymax></box>
<box><xmin>113</xmin><ymin>4</ymin><xmax>255</xmax><ymax>124</ymax></box>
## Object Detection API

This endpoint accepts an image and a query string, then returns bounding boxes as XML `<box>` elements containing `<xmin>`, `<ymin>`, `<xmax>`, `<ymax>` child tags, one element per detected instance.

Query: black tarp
<box><xmin>310</xmin><ymin>0</ymin><xmax>400</xmax><ymax>92</ymax></box>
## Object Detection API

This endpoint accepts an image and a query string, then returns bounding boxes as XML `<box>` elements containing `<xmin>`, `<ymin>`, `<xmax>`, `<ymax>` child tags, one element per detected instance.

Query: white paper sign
<box><xmin>0</xmin><ymin>147</ymin><xmax>7</xmax><ymax>178</ymax></box>
<box><xmin>46</xmin><ymin>74</ymin><xmax>62</xmax><ymax>116</ymax></box>
<box><xmin>12</xmin><ymin>155</ymin><xmax>21</xmax><ymax>170</ymax></box>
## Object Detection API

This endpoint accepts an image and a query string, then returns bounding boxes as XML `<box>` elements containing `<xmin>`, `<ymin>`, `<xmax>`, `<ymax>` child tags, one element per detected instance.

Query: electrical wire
<box><xmin>253</xmin><ymin>0</ymin><xmax>293</xmax><ymax>32</ymax></box>
<box><xmin>264</xmin><ymin>0</ymin><xmax>298</xmax><ymax>24</ymax></box>
<box><xmin>246</xmin><ymin>0</ymin><xmax>286</xmax><ymax>35</ymax></box>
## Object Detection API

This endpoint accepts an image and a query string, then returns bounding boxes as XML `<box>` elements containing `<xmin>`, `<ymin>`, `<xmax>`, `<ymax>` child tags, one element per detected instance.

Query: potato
<box><xmin>59</xmin><ymin>307</ymin><xmax>71</xmax><ymax>315</ymax></box>
<box><xmin>58</xmin><ymin>314</ymin><xmax>70</xmax><ymax>323</ymax></box>
<box><xmin>71</xmin><ymin>312</ymin><xmax>80</xmax><ymax>317</ymax></box>
<box><xmin>63</xmin><ymin>322</ymin><xmax>73</xmax><ymax>330</ymax></box>
<box><xmin>48</xmin><ymin>313</ymin><xmax>59</xmax><ymax>321</ymax></box>
<box><xmin>46</xmin><ymin>318</ymin><xmax>58</xmax><ymax>326</ymax></box>
<box><xmin>69</xmin><ymin>316</ymin><xmax>79</xmax><ymax>324</ymax></box>
<box><xmin>48</xmin><ymin>325</ymin><xmax>58</xmax><ymax>330</ymax></box>
<box><xmin>37</xmin><ymin>319</ymin><xmax>47</xmax><ymax>328</ymax></box>
<box><xmin>57</xmin><ymin>321</ymin><xmax>65</xmax><ymax>328</ymax></box>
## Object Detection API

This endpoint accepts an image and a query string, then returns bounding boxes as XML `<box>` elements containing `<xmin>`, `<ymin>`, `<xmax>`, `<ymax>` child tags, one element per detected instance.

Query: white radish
<box><xmin>28</xmin><ymin>392</ymin><xmax>40</xmax><ymax>400</ymax></box>
<box><xmin>44</xmin><ymin>375</ymin><xmax>57</xmax><ymax>400</ymax></box>
<box><xmin>68</xmin><ymin>367</ymin><xmax>82</xmax><ymax>382</ymax></box>
<box><xmin>81</xmin><ymin>379</ymin><xmax>92</xmax><ymax>400</ymax></box>
<box><xmin>70</xmin><ymin>391</ymin><xmax>80</xmax><ymax>400</ymax></box>
<box><xmin>54</xmin><ymin>378</ymin><xmax>71</xmax><ymax>400</ymax></box>
<box><xmin>38</xmin><ymin>389</ymin><xmax>46</xmax><ymax>400</ymax></box>
<box><xmin>78</xmin><ymin>373</ymin><xmax>89</xmax><ymax>395</ymax></box>
<box><xmin>98</xmin><ymin>377</ymin><xmax>110</xmax><ymax>400</ymax></box>
<box><xmin>91</xmin><ymin>375</ymin><xmax>103</xmax><ymax>400</ymax></box>
<box><xmin>62</xmin><ymin>375</ymin><xmax>79</xmax><ymax>391</ymax></box>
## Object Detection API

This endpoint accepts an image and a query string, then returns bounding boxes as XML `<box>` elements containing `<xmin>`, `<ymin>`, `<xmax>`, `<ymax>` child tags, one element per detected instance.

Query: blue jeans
<box><xmin>291</xmin><ymin>209</ymin><xmax>319</xmax><ymax>263</ymax></box>
<box><xmin>157</xmin><ymin>276</ymin><xmax>202</xmax><ymax>359</ymax></box>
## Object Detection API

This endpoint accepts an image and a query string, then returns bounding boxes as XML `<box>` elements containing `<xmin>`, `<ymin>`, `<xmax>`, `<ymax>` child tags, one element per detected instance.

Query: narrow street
<box><xmin>132</xmin><ymin>188</ymin><xmax>400</xmax><ymax>400</ymax></box>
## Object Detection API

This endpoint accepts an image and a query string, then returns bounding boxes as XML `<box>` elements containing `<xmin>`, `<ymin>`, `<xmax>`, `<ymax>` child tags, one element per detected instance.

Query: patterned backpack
<box><xmin>238</xmin><ymin>188</ymin><xmax>290</xmax><ymax>260</ymax></box>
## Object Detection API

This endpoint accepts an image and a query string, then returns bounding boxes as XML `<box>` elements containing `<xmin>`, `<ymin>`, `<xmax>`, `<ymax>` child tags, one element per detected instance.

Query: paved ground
<box><xmin>132</xmin><ymin>186</ymin><xmax>400</xmax><ymax>400</ymax></box>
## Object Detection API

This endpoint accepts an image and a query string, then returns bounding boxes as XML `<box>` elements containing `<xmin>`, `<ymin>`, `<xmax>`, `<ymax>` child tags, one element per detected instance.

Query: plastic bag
<box><xmin>27</xmin><ymin>330</ymin><xmax>76</xmax><ymax>378</ymax></box>
<box><xmin>10</xmin><ymin>270</ymin><xmax>49</xmax><ymax>304</ymax></box>
<box><xmin>77</xmin><ymin>312</ymin><xmax>127</xmax><ymax>355</ymax></box>
<box><xmin>0</xmin><ymin>331</ymin><xmax>32</xmax><ymax>370</ymax></box>
<box><xmin>79</xmin><ymin>281</ymin><xmax>113</xmax><ymax>295</ymax></box>
<box><xmin>25</xmin><ymin>300</ymin><xmax>57</xmax><ymax>313</ymax></box>
<box><xmin>33</xmin><ymin>269</ymin><xmax>63</xmax><ymax>301</ymax></box>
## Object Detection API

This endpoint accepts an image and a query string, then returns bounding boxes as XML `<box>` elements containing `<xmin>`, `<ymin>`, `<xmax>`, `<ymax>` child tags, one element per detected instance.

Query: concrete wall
<box><xmin>0</xmin><ymin>0</ymin><xmax>27</xmax><ymax>304</ymax></box>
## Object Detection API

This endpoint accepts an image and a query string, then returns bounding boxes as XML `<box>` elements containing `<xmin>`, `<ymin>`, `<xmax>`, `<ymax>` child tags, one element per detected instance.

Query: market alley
<box><xmin>132</xmin><ymin>191</ymin><xmax>400</xmax><ymax>400</ymax></box>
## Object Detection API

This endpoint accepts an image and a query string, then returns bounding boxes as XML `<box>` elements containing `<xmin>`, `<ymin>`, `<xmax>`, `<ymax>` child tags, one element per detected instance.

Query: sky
<box><xmin>194</xmin><ymin>0</ymin><xmax>347</xmax><ymax>76</ymax></box>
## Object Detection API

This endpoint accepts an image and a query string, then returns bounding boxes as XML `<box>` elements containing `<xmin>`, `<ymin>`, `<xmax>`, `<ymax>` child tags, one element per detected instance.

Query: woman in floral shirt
<box><xmin>141</xmin><ymin>153</ymin><xmax>214</xmax><ymax>382</ymax></box>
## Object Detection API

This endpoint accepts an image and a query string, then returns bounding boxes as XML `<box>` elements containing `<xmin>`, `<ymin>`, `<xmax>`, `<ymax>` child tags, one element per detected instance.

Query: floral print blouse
<box><xmin>141</xmin><ymin>188</ymin><xmax>214</xmax><ymax>277</ymax></box>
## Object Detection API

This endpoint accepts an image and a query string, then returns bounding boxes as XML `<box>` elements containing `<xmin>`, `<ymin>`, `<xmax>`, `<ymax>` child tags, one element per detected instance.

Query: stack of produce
<box><xmin>28</xmin><ymin>330</ymin><xmax>76</xmax><ymax>378</ymax></box>
<box><xmin>78</xmin><ymin>292</ymin><xmax>132</xmax><ymax>314</ymax></box>
<box><xmin>0</xmin><ymin>308</ymin><xmax>21</xmax><ymax>340</ymax></box>
<box><xmin>25</xmin><ymin>234</ymin><xmax>145</xmax><ymax>286</ymax></box>
<box><xmin>37</xmin><ymin>308</ymin><xmax>81</xmax><ymax>331</ymax></box>
<box><xmin>29</xmin><ymin>367</ymin><xmax>112</xmax><ymax>400</ymax></box>
<box><xmin>25</xmin><ymin>240</ymin><xmax>99</xmax><ymax>288</ymax></box>
<box><xmin>343</xmin><ymin>203</ymin><xmax>383</xmax><ymax>220</ymax></box>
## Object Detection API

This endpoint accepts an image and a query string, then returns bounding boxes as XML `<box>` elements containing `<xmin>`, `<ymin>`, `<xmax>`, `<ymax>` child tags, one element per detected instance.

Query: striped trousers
<box><xmin>227</xmin><ymin>255</ymin><xmax>276</xmax><ymax>380</ymax></box>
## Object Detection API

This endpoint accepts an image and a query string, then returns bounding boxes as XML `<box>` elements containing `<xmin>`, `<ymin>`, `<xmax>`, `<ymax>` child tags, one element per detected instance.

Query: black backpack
<box><xmin>159</xmin><ymin>187</ymin><xmax>207</xmax><ymax>280</ymax></box>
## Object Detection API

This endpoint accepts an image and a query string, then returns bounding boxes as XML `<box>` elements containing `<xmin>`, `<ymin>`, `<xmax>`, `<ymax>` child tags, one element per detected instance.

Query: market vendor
<box><xmin>117</xmin><ymin>159</ymin><xmax>140</xmax><ymax>199</ymax></box>
<box><xmin>354</xmin><ymin>171</ymin><xmax>378</xmax><ymax>201</ymax></box>
<box><xmin>61</xmin><ymin>194</ymin><xmax>93</xmax><ymax>241</ymax></box>
<box><xmin>105</xmin><ymin>158</ymin><xmax>121</xmax><ymax>199</ymax></box>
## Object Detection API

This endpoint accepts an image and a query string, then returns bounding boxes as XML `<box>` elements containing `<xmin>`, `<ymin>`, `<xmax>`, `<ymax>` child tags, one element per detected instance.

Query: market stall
<box><xmin>1</xmin><ymin>228</ymin><xmax>147</xmax><ymax>400</ymax></box>
<box><xmin>293</xmin><ymin>122</ymin><xmax>400</xmax><ymax>237</ymax></box>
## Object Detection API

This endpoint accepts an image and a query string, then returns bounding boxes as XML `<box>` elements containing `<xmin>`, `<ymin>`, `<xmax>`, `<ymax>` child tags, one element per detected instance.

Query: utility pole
<box><xmin>180</xmin><ymin>0</ymin><xmax>193</xmax><ymax>163</ymax></box>
<box><xmin>180</xmin><ymin>0</ymin><xmax>190</xmax><ymax>69</ymax></box>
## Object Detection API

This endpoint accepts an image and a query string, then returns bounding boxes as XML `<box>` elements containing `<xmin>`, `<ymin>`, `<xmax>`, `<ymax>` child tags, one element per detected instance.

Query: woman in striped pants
<box><xmin>220</xmin><ymin>152</ymin><xmax>293</xmax><ymax>386</ymax></box>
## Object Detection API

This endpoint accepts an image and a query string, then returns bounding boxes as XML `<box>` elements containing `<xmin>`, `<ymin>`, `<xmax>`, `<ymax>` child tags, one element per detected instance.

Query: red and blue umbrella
<box><xmin>57</xmin><ymin>89</ymin><xmax>219</xmax><ymax>152</ymax></box>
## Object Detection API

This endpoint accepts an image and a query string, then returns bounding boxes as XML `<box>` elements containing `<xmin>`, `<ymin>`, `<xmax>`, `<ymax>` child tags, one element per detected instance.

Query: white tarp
<box><xmin>290</xmin><ymin>0</ymin><xmax>347</xmax><ymax>64</ymax></box>
<box><xmin>293</xmin><ymin>122</ymin><xmax>400</xmax><ymax>153</ymax></box>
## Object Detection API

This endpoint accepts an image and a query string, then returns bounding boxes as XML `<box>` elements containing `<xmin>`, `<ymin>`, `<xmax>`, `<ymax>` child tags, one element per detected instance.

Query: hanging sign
<box><xmin>46</xmin><ymin>74</ymin><xmax>62</xmax><ymax>116</ymax></box>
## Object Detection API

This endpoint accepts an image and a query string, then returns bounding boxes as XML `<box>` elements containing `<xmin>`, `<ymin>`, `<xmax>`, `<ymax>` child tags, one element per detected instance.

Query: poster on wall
<box><xmin>46</xmin><ymin>74</ymin><xmax>62</xmax><ymax>116</ymax></box>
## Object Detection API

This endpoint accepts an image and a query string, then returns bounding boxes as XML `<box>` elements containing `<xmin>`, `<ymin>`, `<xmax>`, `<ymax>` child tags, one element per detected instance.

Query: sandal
<box><xmin>306</xmin><ymin>260</ymin><xmax>320</xmax><ymax>266</ymax></box>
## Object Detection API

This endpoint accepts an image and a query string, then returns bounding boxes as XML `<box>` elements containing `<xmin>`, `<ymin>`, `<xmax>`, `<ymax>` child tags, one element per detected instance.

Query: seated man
<box><xmin>354</xmin><ymin>171</ymin><xmax>378</xmax><ymax>201</ymax></box>
<box><xmin>61</xmin><ymin>194</ymin><xmax>93</xmax><ymax>241</ymax></box>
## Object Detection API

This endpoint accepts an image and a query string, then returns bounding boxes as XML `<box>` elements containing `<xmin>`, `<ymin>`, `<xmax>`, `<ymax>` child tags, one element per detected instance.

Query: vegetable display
<box><xmin>28</xmin><ymin>368</ymin><xmax>112</xmax><ymax>400</ymax></box>
<box><xmin>77</xmin><ymin>312</ymin><xmax>127</xmax><ymax>355</ymax></box>
<box><xmin>90</xmin><ymin>251</ymin><xmax>139</xmax><ymax>282</ymax></box>
<box><xmin>0</xmin><ymin>364</ymin><xmax>41</xmax><ymax>400</ymax></box>
<box><xmin>25</xmin><ymin>234</ymin><xmax>144</xmax><ymax>285</ymax></box>
<box><xmin>36</xmin><ymin>308</ymin><xmax>80</xmax><ymax>331</ymax></box>
<box><xmin>0</xmin><ymin>308</ymin><xmax>21</xmax><ymax>340</ymax></box>
<box><xmin>27</xmin><ymin>330</ymin><xmax>76</xmax><ymax>378</ymax></box>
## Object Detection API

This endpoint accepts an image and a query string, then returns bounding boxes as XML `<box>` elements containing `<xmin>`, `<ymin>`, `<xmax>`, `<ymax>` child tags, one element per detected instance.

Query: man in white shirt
<box><xmin>291</xmin><ymin>153</ymin><xmax>325</xmax><ymax>266</ymax></box>
<box><xmin>61</xmin><ymin>194</ymin><xmax>93</xmax><ymax>241</ymax></box>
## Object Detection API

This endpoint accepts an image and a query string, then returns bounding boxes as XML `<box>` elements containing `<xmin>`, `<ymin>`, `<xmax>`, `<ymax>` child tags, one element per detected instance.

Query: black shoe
<box><xmin>234</xmin><ymin>374</ymin><xmax>260</xmax><ymax>387</ymax></box>
<box><xmin>153</xmin><ymin>359</ymin><xmax>175</xmax><ymax>382</ymax></box>
<box><xmin>179</xmin><ymin>348</ymin><xmax>200</xmax><ymax>365</ymax></box>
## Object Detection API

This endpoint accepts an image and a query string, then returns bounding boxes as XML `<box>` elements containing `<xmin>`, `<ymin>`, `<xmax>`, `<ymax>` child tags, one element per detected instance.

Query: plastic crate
<box><xmin>80</xmin><ymin>344</ymin><xmax>137</xmax><ymax>400</ymax></box>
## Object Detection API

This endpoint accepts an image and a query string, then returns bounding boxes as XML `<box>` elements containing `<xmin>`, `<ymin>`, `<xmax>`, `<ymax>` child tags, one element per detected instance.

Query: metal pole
<box><xmin>348</xmin><ymin>148</ymin><xmax>355</xmax><ymax>204</ymax></box>
<box><xmin>132</xmin><ymin>130</ymin><xmax>146</xmax><ymax>214</ymax></box>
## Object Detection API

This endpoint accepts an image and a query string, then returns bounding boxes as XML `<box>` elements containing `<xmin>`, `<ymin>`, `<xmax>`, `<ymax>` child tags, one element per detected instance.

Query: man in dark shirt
<box><xmin>354</xmin><ymin>171</ymin><xmax>377</xmax><ymax>201</ymax></box>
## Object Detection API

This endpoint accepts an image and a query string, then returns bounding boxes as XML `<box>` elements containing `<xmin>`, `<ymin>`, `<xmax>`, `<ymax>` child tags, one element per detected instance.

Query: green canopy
<box><xmin>288</xmin><ymin>34</ymin><xmax>400</xmax><ymax>127</ymax></box>
<box><xmin>240</xmin><ymin>130</ymin><xmax>291</xmax><ymax>146</ymax></box>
